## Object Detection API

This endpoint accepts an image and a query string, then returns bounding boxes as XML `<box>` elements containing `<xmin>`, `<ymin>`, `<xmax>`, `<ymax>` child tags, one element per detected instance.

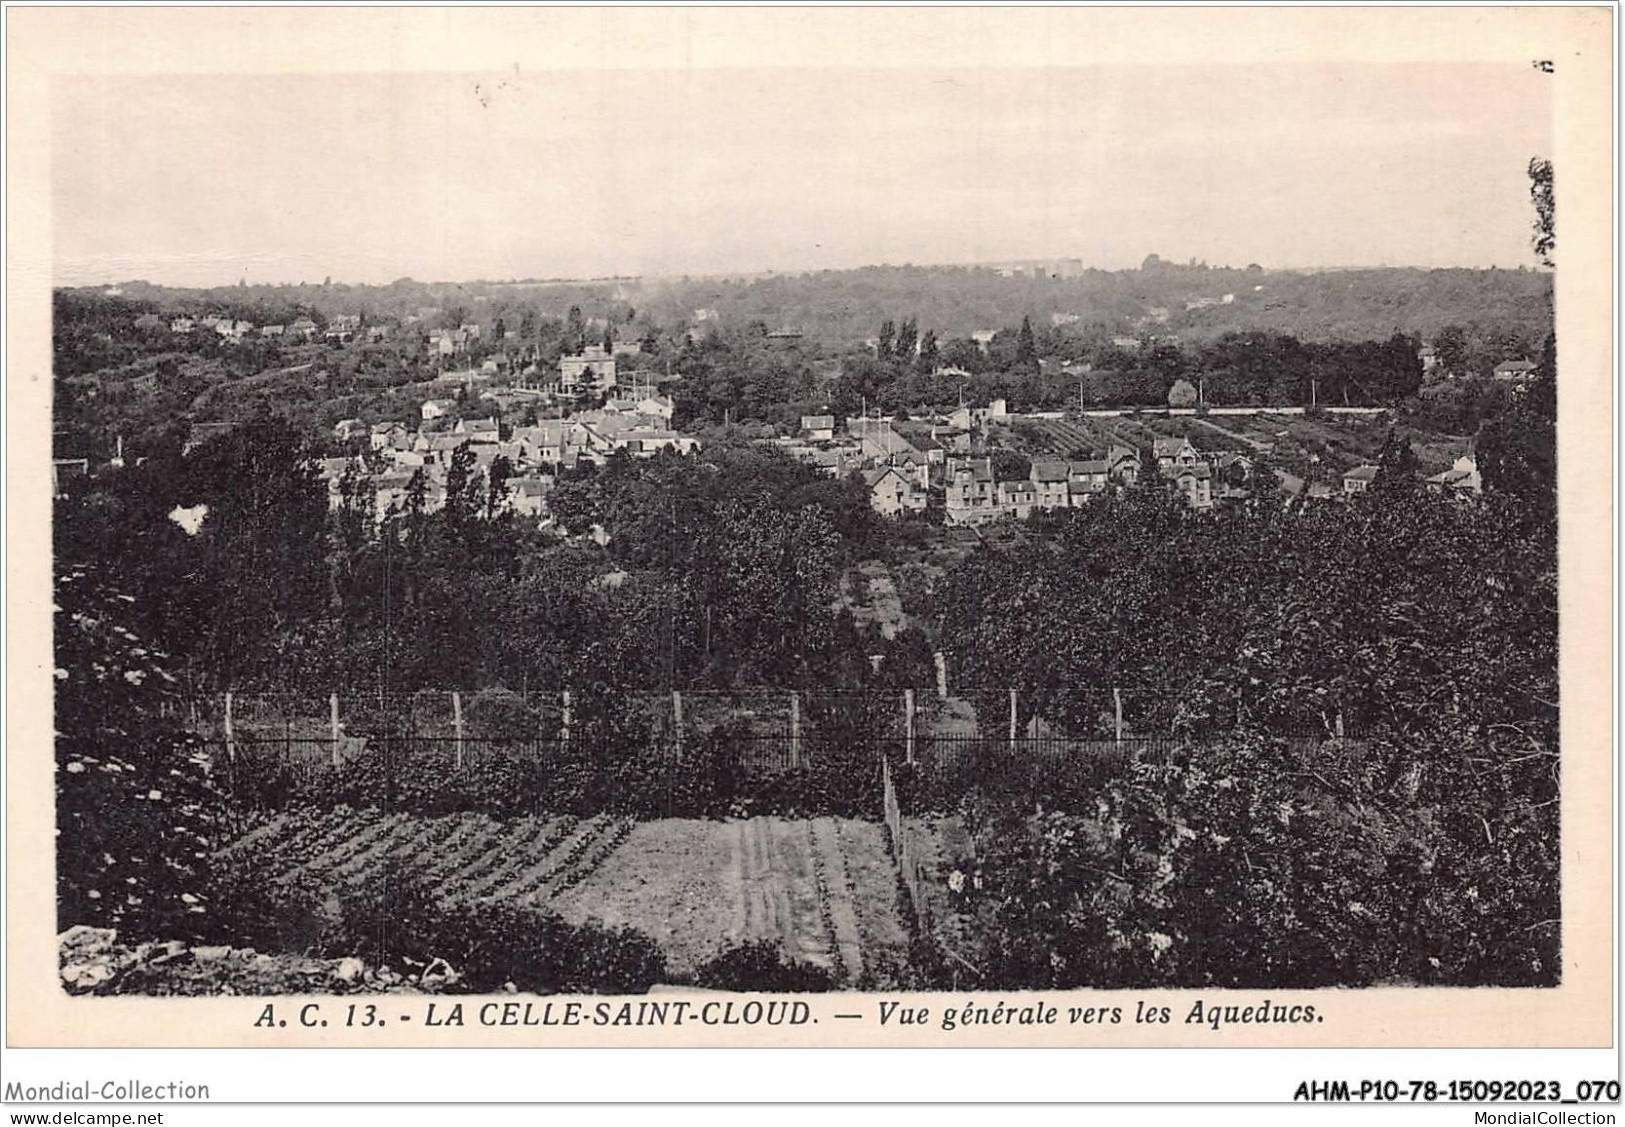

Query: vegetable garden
<box><xmin>218</xmin><ymin>807</ymin><xmax>915</xmax><ymax>987</ymax></box>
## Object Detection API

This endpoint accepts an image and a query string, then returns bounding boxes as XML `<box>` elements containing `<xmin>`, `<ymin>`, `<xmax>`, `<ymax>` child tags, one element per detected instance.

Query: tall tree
<box><xmin>1016</xmin><ymin>315</ymin><xmax>1038</xmax><ymax>367</ymax></box>
<box><xmin>895</xmin><ymin>316</ymin><xmax>918</xmax><ymax>362</ymax></box>
<box><xmin>1369</xmin><ymin>428</ymin><xmax>1421</xmax><ymax>499</ymax></box>
<box><xmin>1478</xmin><ymin>333</ymin><xmax>1556</xmax><ymax>519</ymax></box>
<box><xmin>918</xmin><ymin>329</ymin><xmax>940</xmax><ymax>371</ymax></box>
<box><xmin>564</xmin><ymin>305</ymin><xmax>586</xmax><ymax>353</ymax></box>
<box><xmin>1433</xmin><ymin>325</ymin><xmax>1468</xmax><ymax>377</ymax></box>
<box><xmin>485</xmin><ymin>454</ymin><xmax>515</xmax><ymax>520</ymax></box>
<box><xmin>173</xmin><ymin>415</ymin><xmax>329</xmax><ymax>687</ymax></box>
<box><xmin>1528</xmin><ymin>157</ymin><xmax>1555</xmax><ymax>269</ymax></box>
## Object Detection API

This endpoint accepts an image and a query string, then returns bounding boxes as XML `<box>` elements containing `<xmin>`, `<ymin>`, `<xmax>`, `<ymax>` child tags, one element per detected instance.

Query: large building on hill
<box><xmin>559</xmin><ymin>345</ymin><xmax>617</xmax><ymax>392</ymax></box>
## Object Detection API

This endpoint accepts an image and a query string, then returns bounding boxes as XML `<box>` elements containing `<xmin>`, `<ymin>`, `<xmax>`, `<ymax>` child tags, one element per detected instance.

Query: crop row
<box><xmin>549</xmin><ymin>819</ymin><xmax>635</xmax><ymax>897</ymax></box>
<box><xmin>805</xmin><ymin>821</ymin><xmax>847</xmax><ymax>982</ymax></box>
<box><xmin>507</xmin><ymin>815</ymin><xmax>619</xmax><ymax>905</ymax></box>
<box><xmin>445</xmin><ymin>816</ymin><xmax>573</xmax><ymax>902</ymax></box>
<box><xmin>829</xmin><ymin>819</ymin><xmax>870</xmax><ymax>983</ymax></box>
<box><xmin>220</xmin><ymin>810</ymin><xmax>632</xmax><ymax>910</ymax></box>
<box><xmin>350</xmin><ymin>815</ymin><xmax>469</xmax><ymax>887</ymax></box>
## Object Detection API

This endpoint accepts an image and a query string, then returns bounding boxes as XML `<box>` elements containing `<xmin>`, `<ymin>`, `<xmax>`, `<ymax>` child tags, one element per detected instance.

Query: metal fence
<box><xmin>216</xmin><ymin>727</ymin><xmax>1365</xmax><ymax>787</ymax></box>
<box><xmin>218</xmin><ymin>731</ymin><xmax>819</xmax><ymax>776</ymax></box>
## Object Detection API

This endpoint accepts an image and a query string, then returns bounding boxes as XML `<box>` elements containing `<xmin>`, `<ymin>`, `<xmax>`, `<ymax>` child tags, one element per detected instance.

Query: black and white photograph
<box><xmin>17</xmin><ymin>6</ymin><xmax>1610</xmax><ymax>1057</ymax></box>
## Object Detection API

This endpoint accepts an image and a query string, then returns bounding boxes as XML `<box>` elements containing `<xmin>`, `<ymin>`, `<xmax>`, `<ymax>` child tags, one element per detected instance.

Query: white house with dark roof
<box><xmin>998</xmin><ymin>478</ymin><xmax>1037</xmax><ymax>519</ymax></box>
<box><xmin>1106</xmin><ymin>444</ymin><xmax>1141</xmax><ymax>485</ymax></box>
<box><xmin>371</xmin><ymin>421</ymin><xmax>410</xmax><ymax>451</ymax></box>
<box><xmin>455</xmin><ymin>416</ymin><xmax>501</xmax><ymax>443</ymax></box>
<box><xmin>1426</xmin><ymin>453</ymin><xmax>1481</xmax><ymax>498</ymax></box>
<box><xmin>863</xmin><ymin>465</ymin><xmax>927</xmax><ymax>517</ymax></box>
<box><xmin>637</xmin><ymin>394</ymin><xmax>675</xmax><ymax>423</ymax></box>
<box><xmin>945</xmin><ymin>458</ymin><xmax>999</xmax><ymax>525</ymax></box>
<box><xmin>1067</xmin><ymin>459</ymin><xmax>1111</xmax><ymax>502</ymax></box>
<box><xmin>1172</xmin><ymin>462</ymin><xmax>1213</xmax><ymax>510</ymax></box>
<box><xmin>1029</xmin><ymin>460</ymin><xmax>1071</xmax><ymax>509</ymax></box>
<box><xmin>1153</xmin><ymin>437</ymin><xmax>1200</xmax><ymax>475</ymax></box>
<box><xmin>800</xmin><ymin>414</ymin><xmax>836</xmax><ymax>442</ymax></box>
<box><xmin>1343</xmin><ymin>464</ymin><xmax>1379</xmax><ymax>495</ymax></box>
<box><xmin>509</xmin><ymin>476</ymin><xmax>551</xmax><ymax>516</ymax></box>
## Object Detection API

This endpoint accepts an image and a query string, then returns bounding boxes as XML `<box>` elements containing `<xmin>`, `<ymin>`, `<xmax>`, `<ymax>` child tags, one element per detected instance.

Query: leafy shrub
<box><xmin>693</xmin><ymin>941</ymin><xmax>837</xmax><ymax>993</ymax></box>
<box><xmin>960</xmin><ymin>730</ymin><xmax>1557</xmax><ymax>989</ymax></box>
<box><xmin>203</xmin><ymin>859</ymin><xmax>670</xmax><ymax>994</ymax></box>
<box><xmin>199</xmin><ymin>849</ymin><xmax>337</xmax><ymax>955</ymax></box>
<box><xmin>462</xmin><ymin>688</ymin><xmax>546</xmax><ymax>739</ymax></box>
<box><xmin>55</xmin><ymin>567</ymin><xmax>225</xmax><ymax>942</ymax></box>
<box><xmin>227</xmin><ymin>717</ymin><xmax>887</xmax><ymax>819</ymax></box>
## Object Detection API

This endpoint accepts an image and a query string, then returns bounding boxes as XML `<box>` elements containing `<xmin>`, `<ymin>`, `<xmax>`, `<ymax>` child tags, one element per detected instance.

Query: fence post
<box><xmin>1008</xmin><ymin>688</ymin><xmax>1018</xmax><ymax>748</ymax></box>
<box><xmin>330</xmin><ymin>692</ymin><xmax>341</xmax><ymax>767</ymax></box>
<box><xmin>672</xmin><ymin>690</ymin><xmax>684</xmax><ymax>755</ymax></box>
<box><xmin>790</xmin><ymin>691</ymin><xmax>801</xmax><ymax>769</ymax></box>
<box><xmin>933</xmin><ymin>651</ymin><xmax>949</xmax><ymax>699</ymax></box>
<box><xmin>453</xmin><ymin>691</ymin><xmax>464</xmax><ymax>769</ymax></box>
<box><xmin>1113</xmin><ymin>687</ymin><xmax>1123</xmax><ymax>744</ymax></box>
<box><xmin>561</xmin><ymin>690</ymin><xmax>572</xmax><ymax>744</ymax></box>
<box><xmin>904</xmin><ymin>689</ymin><xmax>916</xmax><ymax>766</ymax></box>
<box><xmin>223</xmin><ymin>691</ymin><xmax>236</xmax><ymax>763</ymax></box>
<box><xmin>1335</xmin><ymin>711</ymin><xmax>1345</xmax><ymax>739</ymax></box>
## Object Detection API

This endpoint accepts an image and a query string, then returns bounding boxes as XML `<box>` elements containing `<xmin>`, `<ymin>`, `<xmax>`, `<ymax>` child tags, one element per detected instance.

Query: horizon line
<box><xmin>61</xmin><ymin>258</ymin><xmax>1552</xmax><ymax>292</ymax></box>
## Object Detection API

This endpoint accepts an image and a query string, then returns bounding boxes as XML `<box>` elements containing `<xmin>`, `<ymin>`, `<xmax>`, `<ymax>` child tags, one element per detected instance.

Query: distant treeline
<box><xmin>67</xmin><ymin>260</ymin><xmax>1554</xmax><ymax>351</ymax></box>
<box><xmin>816</xmin><ymin>328</ymin><xmax>1428</xmax><ymax>420</ymax></box>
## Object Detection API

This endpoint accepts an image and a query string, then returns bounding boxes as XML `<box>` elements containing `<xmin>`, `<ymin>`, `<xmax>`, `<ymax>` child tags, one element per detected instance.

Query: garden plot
<box><xmin>547</xmin><ymin>816</ymin><xmax>912</xmax><ymax>985</ymax></box>
<box><xmin>994</xmin><ymin>416</ymin><xmax>1136</xmax><ymax>458</ymax></box>
<box><xmin>222</xmin><ymin>811</ymin><xmax>912</xmax><ymax>987</ymax></box>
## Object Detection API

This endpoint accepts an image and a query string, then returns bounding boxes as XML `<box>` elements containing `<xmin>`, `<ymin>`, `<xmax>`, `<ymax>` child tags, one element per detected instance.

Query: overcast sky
<box><xmin>52</xmin><ymin>63</ymin><xmax>1552</xmax><ymax>287</ymax></box>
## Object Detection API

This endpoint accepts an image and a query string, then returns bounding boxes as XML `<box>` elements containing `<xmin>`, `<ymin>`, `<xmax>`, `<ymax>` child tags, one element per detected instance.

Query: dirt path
<box><xmin>549</xmin><ymin>817</ymin><xmax>912</xmax><ymax>984</ymax></box>
<box><xmin>769</xmin><ymin>818</ymin><xmax>836</xmax><ymax>973</ymax></box>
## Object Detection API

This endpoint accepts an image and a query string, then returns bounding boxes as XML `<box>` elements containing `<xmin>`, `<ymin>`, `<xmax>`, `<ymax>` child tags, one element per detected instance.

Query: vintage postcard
<box><xmin>4</xmin><ymin>4</ymin><xmax>1615</xmax><ymax>1072</ymax></box>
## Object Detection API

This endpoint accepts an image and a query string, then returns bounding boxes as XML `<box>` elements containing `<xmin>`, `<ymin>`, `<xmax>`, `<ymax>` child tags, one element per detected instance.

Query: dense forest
<box><xmin>83</xmin><ymin>259</ymin><xmax>1554</xmax><ymax>353</ymax></box>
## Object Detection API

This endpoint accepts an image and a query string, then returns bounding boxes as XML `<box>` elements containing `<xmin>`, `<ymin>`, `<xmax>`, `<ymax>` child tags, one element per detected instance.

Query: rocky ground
<box><xmin>57</xmin><ymin>925</ymin><xmax>450</xmax><ymax>996</ymax></box>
